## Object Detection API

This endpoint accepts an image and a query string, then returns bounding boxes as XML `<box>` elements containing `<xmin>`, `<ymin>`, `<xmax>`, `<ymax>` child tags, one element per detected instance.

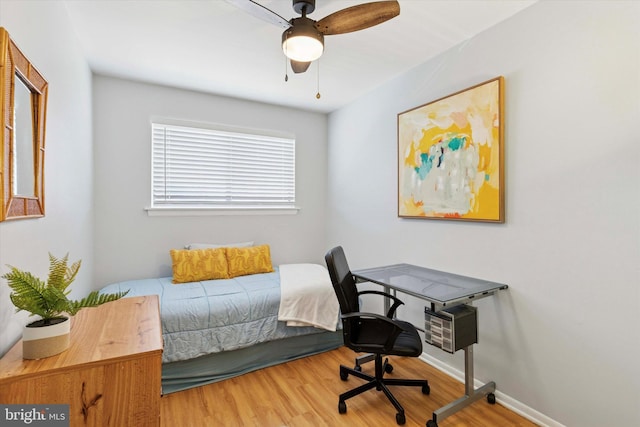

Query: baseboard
<box><xmin>419</xmin><ymin>352</ymin><xmax>565</xmax><ymax>427</ymax></box>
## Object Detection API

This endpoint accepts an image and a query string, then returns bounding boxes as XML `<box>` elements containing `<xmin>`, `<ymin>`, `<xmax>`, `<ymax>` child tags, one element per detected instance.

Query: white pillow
<box><xmin>185</xmin><ymin>241</ymin><xmax>254</xmax><ymax>250</ymax></box>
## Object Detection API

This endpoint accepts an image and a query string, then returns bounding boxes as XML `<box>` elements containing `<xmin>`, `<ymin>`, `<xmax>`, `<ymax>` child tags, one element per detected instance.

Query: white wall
<box><xmin>326</xmin><ymin>1</ymin><xmax>639</xmax><ymax>426</ymax></box>
<box><xmin>0</xmin><ymin>1</ymin><xmax>93</xmax><ymax>356</ymax></box>
<box><xmin>92</xmin><ymin>76</ymin><xmax>328</xmax><ymax>286</ymax></box>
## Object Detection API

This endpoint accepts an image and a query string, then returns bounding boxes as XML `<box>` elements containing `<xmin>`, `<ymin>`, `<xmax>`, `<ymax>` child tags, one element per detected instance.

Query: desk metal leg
<box><xmin>427</xmin><ymin>345</ymin><xmax>496</xmax><ymax>427</ymax></box>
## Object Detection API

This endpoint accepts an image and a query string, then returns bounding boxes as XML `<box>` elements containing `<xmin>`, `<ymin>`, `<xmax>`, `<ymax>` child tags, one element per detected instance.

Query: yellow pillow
<box><xmin>226</xmin><ymin>244</ymin><xmax>274</xmax><ymax>278</ymax></box>
<box><xmin>170</xmin><ymin>248</ymin><xmax>229</xmax><ymax>284</ymax></box>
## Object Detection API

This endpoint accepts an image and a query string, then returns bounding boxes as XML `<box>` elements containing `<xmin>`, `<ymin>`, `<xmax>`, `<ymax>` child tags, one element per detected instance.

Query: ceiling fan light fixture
<box><xmin>282</xmin><ymin>17</ymin><xmax>324</xmax><ymax>62</ymax></box>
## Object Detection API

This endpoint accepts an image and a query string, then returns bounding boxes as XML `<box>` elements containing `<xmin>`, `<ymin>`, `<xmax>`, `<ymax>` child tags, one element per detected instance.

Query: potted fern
<box><xmin>2</xmin><ymin>253</ymin><xmax>128</xmax><ymax>359</ymax></box>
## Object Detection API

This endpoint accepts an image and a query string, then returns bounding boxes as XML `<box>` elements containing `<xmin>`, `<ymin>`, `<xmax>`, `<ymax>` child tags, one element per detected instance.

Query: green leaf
<box><xmin>47</xmin><ymin>253</ymin><xmax>74</xmax><ymax>295</ymax></box>
<box><xmin>66</xmin><ymin>290</ymin><xmax>129</xmax><ymax>316</ymax></box>
<box><xmin>2</xmin><ymin>268</ymin><xmax>49</xmax><ymax>317</ymax></box>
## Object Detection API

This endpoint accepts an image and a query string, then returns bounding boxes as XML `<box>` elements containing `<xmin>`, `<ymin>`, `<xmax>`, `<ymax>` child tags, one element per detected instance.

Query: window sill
<box><xmin>144</xmin><ymin>206</ymin><xmax>300</xmax><ymax>217</ymax></box>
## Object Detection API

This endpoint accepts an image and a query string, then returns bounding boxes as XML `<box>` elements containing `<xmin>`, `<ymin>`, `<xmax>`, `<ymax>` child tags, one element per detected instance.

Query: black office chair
<box><xmin>325</xmin><ymin>246</ymin><xmax>430</xmax><ymax>425</ymax></box>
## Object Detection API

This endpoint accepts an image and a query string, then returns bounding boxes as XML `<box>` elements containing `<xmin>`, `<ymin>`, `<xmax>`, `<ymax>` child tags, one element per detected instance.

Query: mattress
<box><xmin>99</xmin><ymin>267</ymin><xmax>332</xmax><ymax>363</ymax></box>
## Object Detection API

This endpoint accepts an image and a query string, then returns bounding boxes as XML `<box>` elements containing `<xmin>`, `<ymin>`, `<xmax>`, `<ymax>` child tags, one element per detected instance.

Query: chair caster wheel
<box><xmin>385</xmin><ymin>363</ymin><xmax>394</xmax><ymax>373</ymax></box>
<box><xmin>340</xmin><ymin>367</ymin><xmax>348</xmax><ymax>381</ymax></box>
<box><xmin>396</xmin><ymin>412</ymin><xmax>405</xmax><ymax>425</ymax></box>
<box><xmin>338</xmin><ymin>401</ymin><xmax>347</xmax><ymax>414</ymax></box>
<box><xmin>487</xmin><ymin>392</ymin><xmax>496</xmax><ymax>404</ymax></box>
<box><xmin>422</xmin><ymin>384</ymin><xmax>430</xmax><ymax>395</ymax></box>
<box><xmin>426</xmin><ymin>420</ymin><xmax>438</xmax><ymax>427</ymax></box>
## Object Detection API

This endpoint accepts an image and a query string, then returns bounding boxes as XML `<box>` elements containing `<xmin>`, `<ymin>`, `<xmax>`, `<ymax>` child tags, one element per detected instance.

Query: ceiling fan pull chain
<box><xmin>316</xmin><ymin>59</ymin><xmax>321</xmax><ymax>99</ymax></box>
<box><xmin>284</xmin><ymin>33</ymin><xmax>289</xmax><ymax>82</ymax></box>
<box><xmin>284</xmin><ymin>57</ymin><xmax>289</xmax><ymax>82</ymax></box>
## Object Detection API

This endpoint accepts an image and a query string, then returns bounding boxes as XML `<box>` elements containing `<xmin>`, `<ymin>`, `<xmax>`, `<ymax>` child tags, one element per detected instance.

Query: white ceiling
<box><xmin>63</xmin><ymin>0</ymin><xmax>536</xmax><ymax>113</ymax></box>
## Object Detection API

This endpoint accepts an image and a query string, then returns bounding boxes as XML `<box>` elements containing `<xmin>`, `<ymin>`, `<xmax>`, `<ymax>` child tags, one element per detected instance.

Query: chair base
<box><xmin>338</xmin><ymin>354</ymin><xmax>430</xmax><ymax>425</ymax></box>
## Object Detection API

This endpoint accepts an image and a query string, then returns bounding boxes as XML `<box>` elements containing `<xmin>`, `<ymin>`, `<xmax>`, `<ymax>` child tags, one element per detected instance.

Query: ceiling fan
<box><xmin>226</xmin><ymin>0</ymin><xmax>400</xmax><ymax>74</ymax></box>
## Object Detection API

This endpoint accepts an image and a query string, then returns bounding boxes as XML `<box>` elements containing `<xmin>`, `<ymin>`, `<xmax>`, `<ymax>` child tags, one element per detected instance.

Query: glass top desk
<box><xmin>353</xmin><ymin>263</ymin><xmax>508</xmax><ymax>427</ymax></box>
<box><xmin>353</xmin><ymin>263</ymin><xmax>508</xmax><ymax>311</ymax></box>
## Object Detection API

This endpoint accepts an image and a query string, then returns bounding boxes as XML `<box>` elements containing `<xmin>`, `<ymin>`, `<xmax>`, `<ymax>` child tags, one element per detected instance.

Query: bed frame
<box><xmin>162</xmin><ymin>330</ymin><xmax>342</xmax><ymax>394</ymax></box>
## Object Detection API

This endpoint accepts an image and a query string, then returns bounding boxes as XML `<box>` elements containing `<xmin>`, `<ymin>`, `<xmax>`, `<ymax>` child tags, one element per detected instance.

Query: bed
<box><xmin>99</xmin><ymin>260</ymin><xmax>343</xmax><ymax>394</ymax></box>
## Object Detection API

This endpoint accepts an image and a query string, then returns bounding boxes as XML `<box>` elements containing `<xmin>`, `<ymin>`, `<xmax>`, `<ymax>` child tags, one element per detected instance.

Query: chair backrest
<box><xmin>326</xmin><ymin>246</ymin><xmax>408</xmax><ymax>354</ymax></box>
<box><xmin>325</xmin><ymin>246</ymin><xmax>359</xmax><ymax>316</ymax></box>
<box><xmin>325</xmin><ymin>246</ymin><xmax>364</xmax><ymax>348</ymax></box>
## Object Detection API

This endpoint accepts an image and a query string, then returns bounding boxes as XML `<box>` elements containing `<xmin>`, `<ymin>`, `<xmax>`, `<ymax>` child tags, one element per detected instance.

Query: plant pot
<box><xmin>22</xmin><ymin>317</ymin><xmax>70</xmax><ymax>360</ymax></box>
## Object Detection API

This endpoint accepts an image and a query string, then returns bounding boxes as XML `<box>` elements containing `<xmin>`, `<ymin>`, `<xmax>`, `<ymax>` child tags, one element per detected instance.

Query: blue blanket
<box><xmin>99</xmin><ymin>268</ymin><xmax>329</xmax><ymax>363</ymax></box>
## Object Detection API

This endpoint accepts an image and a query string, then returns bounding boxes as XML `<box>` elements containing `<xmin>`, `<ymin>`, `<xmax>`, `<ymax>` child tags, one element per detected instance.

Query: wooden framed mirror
<box><xmin>0</xmin><ymin>27</ymin><xmax>48</xmax><ymax>221</ymax></box>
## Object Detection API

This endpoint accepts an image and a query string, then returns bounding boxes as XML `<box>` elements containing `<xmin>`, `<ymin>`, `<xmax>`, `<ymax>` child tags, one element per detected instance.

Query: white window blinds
<box><xmin>151</xmin><ymin>123</ymin><xmax>295</xmax><ymax>208</ymax></box>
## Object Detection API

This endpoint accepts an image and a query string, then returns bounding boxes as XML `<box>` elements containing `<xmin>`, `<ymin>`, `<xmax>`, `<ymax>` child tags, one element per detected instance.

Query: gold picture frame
<box><xmin>0</xmin><ymin>27</ymin><xmax>48</xmax><ymax>221</ymax></box>
<box><xmin>397</xmin><ymin>77</ymin><xmax>504</xmax><ymax>222</ymax></box>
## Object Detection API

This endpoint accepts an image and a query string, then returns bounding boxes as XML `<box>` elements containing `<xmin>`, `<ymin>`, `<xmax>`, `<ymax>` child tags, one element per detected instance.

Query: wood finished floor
<box><xmin>160</xmin><ymin>346</ymin><xmax>537</xmax><ymax>427</ymax></box>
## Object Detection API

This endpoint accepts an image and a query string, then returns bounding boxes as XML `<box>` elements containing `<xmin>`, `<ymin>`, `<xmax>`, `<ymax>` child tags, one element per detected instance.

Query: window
<box><xmin>150</xmin><ymin>122</ymin><xmax>296</xmax><ymax>213</ymax></box>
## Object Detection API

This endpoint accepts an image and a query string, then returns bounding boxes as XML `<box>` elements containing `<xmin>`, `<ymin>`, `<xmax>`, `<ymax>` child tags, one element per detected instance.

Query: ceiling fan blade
<box><xmin>225</xmin><ymin>0</ymin><xmax>291</xmax><ymax>29</ymax></box>
<box><xmin>316</xmin><ymin>1</ymin><xmax>400</xmax><ymax>35</ymax></box>
<box><xmin>290</xmin><ymin>60</ymin><xmax>311</xmax><ymax>73</ymax></box>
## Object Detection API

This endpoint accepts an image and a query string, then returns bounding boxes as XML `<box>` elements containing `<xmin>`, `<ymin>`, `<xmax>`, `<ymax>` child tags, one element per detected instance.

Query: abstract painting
<box><xmin>397</xmin><ymin>77</ymin><xmax>504</xmax><ymax>222</ymax></box>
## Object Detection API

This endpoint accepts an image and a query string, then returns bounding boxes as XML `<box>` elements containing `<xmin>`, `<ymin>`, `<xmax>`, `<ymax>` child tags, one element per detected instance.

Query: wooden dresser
<box><xmin>0</xmin><ymin>295</ymin><xmax>163</xmax><ymax>426</ymax></box>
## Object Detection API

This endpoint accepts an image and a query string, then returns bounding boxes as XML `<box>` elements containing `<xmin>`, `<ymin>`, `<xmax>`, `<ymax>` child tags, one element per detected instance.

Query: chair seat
<box><xmin>391</xmin><ymin>320</ymin><xmax>423</xmax><ymax>357</ymax></box>
<box><xmin>352</xmin><ymin>319</ymin><xmax>423</xmax><ymax>357</ymax></box>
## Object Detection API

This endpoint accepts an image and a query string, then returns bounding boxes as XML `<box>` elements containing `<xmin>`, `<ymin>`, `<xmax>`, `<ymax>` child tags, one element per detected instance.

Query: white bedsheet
<box><xmin>277</xmin><ymin>263</ymin><xmax>339</xmax><ymax>331</ymax></box>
